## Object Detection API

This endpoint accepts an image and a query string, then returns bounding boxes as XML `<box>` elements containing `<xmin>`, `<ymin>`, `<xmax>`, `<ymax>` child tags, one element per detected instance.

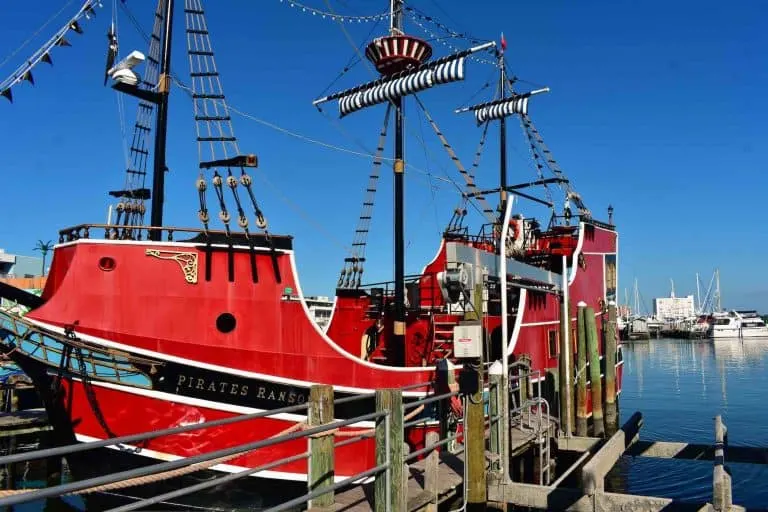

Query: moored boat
<box><xmin>0</xmin><ymin>0</ymin><xmax>622</xmax><ymax>498</ymax></box>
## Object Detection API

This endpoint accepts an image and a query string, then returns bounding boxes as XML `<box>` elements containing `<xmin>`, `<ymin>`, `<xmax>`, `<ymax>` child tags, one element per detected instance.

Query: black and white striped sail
<box><xmin>455</xmin><ymin>87</ymin><xmax>549</xmax><ymax>125</ymax></box>
<box><xmin>474</xmin><ymin>96</ymin><xmax>529</xmax><ymax>124</ymax></box>
<box><xmin>314</xmin><ymin>42</ymin><xmax>495</xmax><ymax>118</ymax></box>
<box><xmin>338</xmin><ymin>59</ymin><xmax>464</xmax><ymax>117</ymax></box>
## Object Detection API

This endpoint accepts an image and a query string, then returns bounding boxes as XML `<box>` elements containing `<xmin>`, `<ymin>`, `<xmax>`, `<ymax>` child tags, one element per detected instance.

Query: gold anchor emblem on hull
<box><xmin>145</xmin><ymin>249</ymin><xmax>199</xmax><ymax>284</ymax></box>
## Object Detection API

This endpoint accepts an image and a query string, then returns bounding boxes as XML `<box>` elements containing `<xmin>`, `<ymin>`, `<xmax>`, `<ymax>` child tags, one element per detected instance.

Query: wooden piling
<box><xmin>585</xmin><ymin>306</ymin><xmax>605</xmax><ymax>437</ymax></box>
<box><xmin>559</xmin><ymin>297</ymin><xmax>574</xmax><ymax>436</ymax></box>
<box><xmin>575</xmin><ymin>302</ymin><xmax>589</xmax><ymax>437</ymax></box>
<box><xmin>713</xmin><ymin>415</ymin><xmax>732</xmax><ymax>511</ymax></box>
<box><xmin>375</xmin><ymin>388</ymin><xmax>404</xmax><ymax>512</ymax></box>
<box><xmin>308</xmin><ymin>384</ymin><xmax>334</xmax><ymax>508</ymax></box>
<box><xmin>604</xmin><ymin>303</ymin><xmax>618</xmax><ymax>432</ymax></box>
<box><xmin>467</xmin><ymin>364</ymin><xmax>487</xmax><ymax>509</ymax></box>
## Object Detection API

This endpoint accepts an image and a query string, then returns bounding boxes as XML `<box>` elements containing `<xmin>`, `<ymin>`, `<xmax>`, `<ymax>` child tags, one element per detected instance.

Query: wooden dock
<box><xmin>0</xmin><ymin>408</ymin><xmax>50</xmax><ymax>438</ymax></box>
<box><xmin>317</xmin><ymin>449</ymin><xmax>465</xmax><ymax>511</ymax></box>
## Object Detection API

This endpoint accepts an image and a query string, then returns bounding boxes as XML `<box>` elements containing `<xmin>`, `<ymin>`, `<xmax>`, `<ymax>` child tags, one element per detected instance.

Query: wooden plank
<box><xmin>556</xmin><ymin>435</ymin><xmax>600</xmax><ymax>453</ymax></box>
<box><xmin>0</xmin><ymin>409</ymin><xmax>50</xmax><ymax>438</ymax></box>
<box><xmin>326</xmin><ymin>449</ymin><xmax>464</xmax><ymax>511</ymax></box>
<box><xmin>424</xmin><ymin>431</ymin><xmax>438</xmax><ymax>512</ymax></box>
<box><xmin>487</xmin><ymin>481</ymin><xmax>710</xmax><ymax>512</ymax></box>
<box><xmin>627</xmin><ymin>440</ymin><xmax>768</xmax><ymax>464</ymax></box>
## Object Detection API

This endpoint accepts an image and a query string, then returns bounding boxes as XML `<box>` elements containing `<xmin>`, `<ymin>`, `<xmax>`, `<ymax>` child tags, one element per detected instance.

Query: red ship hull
<box><xmin>1</xmin><ymin>219</ymin><xmax>621</xmax><ymax>487</ymax></box>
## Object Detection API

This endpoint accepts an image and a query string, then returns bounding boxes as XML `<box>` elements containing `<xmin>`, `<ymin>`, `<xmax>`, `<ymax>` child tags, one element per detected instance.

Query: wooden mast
<box><xmin>149</xmin><ymin>0</ymin><xmax>175</xmax><ymax>240</ymax></box>
<box><xmin>391</xmin><ymin>0</ymin><xmax>407</xmax><ymax>352</ymax></box>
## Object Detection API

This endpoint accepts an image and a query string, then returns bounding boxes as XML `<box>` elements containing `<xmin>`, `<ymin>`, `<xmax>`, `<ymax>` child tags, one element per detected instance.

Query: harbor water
<box><xmin>616</xmin><ymin>337</ymin><xmax>768</xmax><ymax>510</ymax></box>
<box><xmin>4</xmin><ymin>337</ymin><xmax>768</xmax><ymax>511</ymax></box>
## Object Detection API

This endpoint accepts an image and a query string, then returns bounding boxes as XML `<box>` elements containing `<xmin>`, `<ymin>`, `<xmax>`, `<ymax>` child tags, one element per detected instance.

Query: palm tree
<box><xmin>33</xmin><ymin>240</ymin><xmax>54</xmax><ymax>277</ymax></box>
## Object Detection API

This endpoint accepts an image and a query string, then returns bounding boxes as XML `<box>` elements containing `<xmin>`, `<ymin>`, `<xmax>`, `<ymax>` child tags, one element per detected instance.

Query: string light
<box><xmin>406</xmin><ymin>13</ymin><xmax>496</xmax><ymax>66</ymax></box>
<box><xmin>277</xmin><ymin>0</ymin><xmax>389</xmax><ymax>23</ymax></box>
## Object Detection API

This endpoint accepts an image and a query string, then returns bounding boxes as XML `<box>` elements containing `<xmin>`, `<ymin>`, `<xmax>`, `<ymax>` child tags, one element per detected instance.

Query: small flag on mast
<box><xmin>500</xmin><ymin>32</ymin><xmax>507</xmax><ymax>53</ymax></box>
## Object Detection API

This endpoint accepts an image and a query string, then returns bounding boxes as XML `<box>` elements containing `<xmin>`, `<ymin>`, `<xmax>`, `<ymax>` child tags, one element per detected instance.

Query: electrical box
<box><xmin>453</xmin><ymin>322</ymin><xmax>483</xmax><ymax>359</ymax></box>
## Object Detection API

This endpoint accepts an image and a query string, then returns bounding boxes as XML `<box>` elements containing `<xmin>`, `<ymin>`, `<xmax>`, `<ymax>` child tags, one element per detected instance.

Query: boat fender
<box><xmin>510</xmin><ymin>219</ymin><xmax>520</xmax><ymax>241</ymax></box>
<box><xmin>578</xmin><ymin>252</ymin><xmax>586</xmax><ymax>270</ymax></box>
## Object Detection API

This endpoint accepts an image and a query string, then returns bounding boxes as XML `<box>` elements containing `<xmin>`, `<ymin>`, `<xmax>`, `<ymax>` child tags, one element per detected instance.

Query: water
<box><xmin>617</xmin><ymin>337</ymin><xmax>768</xmax><ymax>509</ymax></box>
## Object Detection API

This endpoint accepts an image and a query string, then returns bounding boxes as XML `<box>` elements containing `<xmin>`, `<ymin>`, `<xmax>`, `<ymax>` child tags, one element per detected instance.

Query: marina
<box><xmin>0</xmin><ymin>0</ymin><xmax>766</xmax><ymax>510</ymax></box>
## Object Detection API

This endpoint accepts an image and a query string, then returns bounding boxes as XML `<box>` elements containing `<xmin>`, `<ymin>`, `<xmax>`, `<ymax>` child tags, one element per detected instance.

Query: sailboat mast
<box><xmin>391</xmin><ymin>0</ymin><xmax>406</xmax><ymax>346</ymax></box>
<box><xmin>498</xmin><ymin>49</ymin><xmax>508</xmax><ymax>216</ymax></box>
<box><xmin>715</xmin><ymin>268</ymin><xmax>722</xmax><ymax>312</ymax></box>
<box><xmin>149</xmin><ymin>0</ymin><xmax>175</xmax><ymax>240</ymax></box>
<box><xmin>696</xmin><ymin>272</ymin><xmax>701</xmax><ymax>314</ymax></box>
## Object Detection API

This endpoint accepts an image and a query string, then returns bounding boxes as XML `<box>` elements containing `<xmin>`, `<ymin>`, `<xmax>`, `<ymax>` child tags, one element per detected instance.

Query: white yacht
<box><xmin>706</xmin><ymin>310</ymin><xmax>768</xmax><ymax>338</ymax></box>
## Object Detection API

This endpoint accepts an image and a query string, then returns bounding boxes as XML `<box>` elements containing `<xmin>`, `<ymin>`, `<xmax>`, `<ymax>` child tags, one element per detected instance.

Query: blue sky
<box><xmin>0</xmin><ymin>0</ymin><xmax>766</xmax><ymax>313</ymax></box>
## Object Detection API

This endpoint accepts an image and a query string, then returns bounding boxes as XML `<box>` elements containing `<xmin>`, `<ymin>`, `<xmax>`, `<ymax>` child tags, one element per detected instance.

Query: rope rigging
<box><xmin>108</xmin><ymin>0</ymin><xmax>165</xmax><ymax>239</ymax></box>
<box><xmin>0</xmin><ymin>0</ymin><xmax>100</xmax><ymax>103</ymax></box>
<box><xmin>404</xmin><ymin>8</ymin><xmax>495</xmax><ymax>66</ymax></box>
<box><xmin>184</xmin><ymin>0</ymin><xmax>269</xmax><ymax>239</ymax></box>
<box><xmin>411</xmin><ymin>94</ymin><xmax>496</xmax><ymax>225</ymax></box>
<box><xmin>338</xmin><ymin>103</ymin><xmax>392</xmax><ymax>289</ymax></box>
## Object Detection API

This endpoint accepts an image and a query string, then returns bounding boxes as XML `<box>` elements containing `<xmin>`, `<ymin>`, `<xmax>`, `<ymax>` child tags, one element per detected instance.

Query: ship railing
<box><xmin>360</xmin><ymin>271</ymin><xmax>453</xmax><ymax>314</ymax></box>
<box><xmin>57</xmin><ymin>223</ymin><xmax>283</xmax><ymax>244</ymax></box>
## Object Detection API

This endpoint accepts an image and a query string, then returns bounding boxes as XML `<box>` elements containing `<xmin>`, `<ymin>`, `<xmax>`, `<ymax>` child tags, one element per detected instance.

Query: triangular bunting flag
<box><xmin>1</xmin><ymin>88</ymin><xmax>12</xmax><ymax>103</ymax></box>
<box><xmin>56</xmin><ymin>37</ymin><xmax>72</xmax><ymax>47</ymax></box>
<box><xmin>41</xmin><ymin>53</ymin><xmax>53</xmax><ymax>66</ymax></box>
<box><xmin>69</xmin><ymin>21</ymin><xmax>83</xmax><ymax>34</ymax></box>
<box><xmin>85</xmin><ymin>6</ymin><xmax>96</xmax><ymax>18</ymax></box>
<box><xmin>22</xmin><ymin>70</ymin><xmax>34</xmax><ymax>85</ymax></box>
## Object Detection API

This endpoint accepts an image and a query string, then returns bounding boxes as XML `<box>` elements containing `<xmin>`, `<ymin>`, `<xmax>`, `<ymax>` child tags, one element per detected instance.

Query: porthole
<box><xmin>216</xmin><ymin>313</ymin><xmax>237</xmax><ymax>333</ymax></box>
<box><xmin>98</xmin><ymin>257</ymin><xmax>116</xmax><ymax>272</ymax></box>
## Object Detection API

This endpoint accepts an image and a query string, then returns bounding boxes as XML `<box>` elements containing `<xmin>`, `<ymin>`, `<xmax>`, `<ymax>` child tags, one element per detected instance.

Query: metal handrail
<box><xmin>403</xmin><ymin>389</ymin><xmax>458</xmax><ymax>410</ymax></box>
<box><xmin>0</xmin><ymin>410</ymin><xmax>387</xmax><ymax>507</ymax></box>
<box><xmin>0</xmin><ymin>400</ymin><xmax>311</xmax><ymax>466</ymax></box>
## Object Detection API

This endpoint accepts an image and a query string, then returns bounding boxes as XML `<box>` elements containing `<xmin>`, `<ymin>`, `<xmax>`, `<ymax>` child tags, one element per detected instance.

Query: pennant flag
<box><xmin>500</xmin><ymin>32</ymin><xmax>507</xmax><ymax>53</ymax></box>
<box><xmin>41</xmin><ymin>52</ymin><xmax>53</xmax><ymax>66</ymax></box>
<box><xmin>22</xmin><ymin>70</ymin><xmax>34</xmax><ymax>85</ymax></box>
<box><xmin>69</xmin><ymin>20</ymin><xmax>83</xmax><ymax>34</ymax></box>
<box><xmin>56</xmin><ymin>37</ymin><xmax>72</xmax><ymax>47</ymax></box>
<box><xmin>1</xmin><ymin>88</ymin><xmax>12</xmax><ymax>103</ymax></box>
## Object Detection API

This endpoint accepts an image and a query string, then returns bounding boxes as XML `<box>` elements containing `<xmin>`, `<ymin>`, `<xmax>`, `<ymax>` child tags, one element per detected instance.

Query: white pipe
<box><xmin>499</xmin><ymin>195</ymin><xmax>515</xmax><ymax>481</ymax></box>
<box><xmin>107</xmin><ymin>204</ymin><xmax>113</xmax><ymax>225</ymax></box>
<box><xmin>561</xmin><ymin>253</ymin><xmax>572</xmax><ymax>436</ymax></box>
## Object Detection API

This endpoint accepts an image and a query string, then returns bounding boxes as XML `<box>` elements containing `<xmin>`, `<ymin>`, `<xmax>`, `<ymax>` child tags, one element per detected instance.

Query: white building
<box><xmin>306</xmin><ymin>295</ymin><xmax>334</xmax><ymax>331</ymax></box>
<box><xmin>654</xmin><ymin>294</ymin><xmax>695</xmax><ymax>320</ymax></box>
